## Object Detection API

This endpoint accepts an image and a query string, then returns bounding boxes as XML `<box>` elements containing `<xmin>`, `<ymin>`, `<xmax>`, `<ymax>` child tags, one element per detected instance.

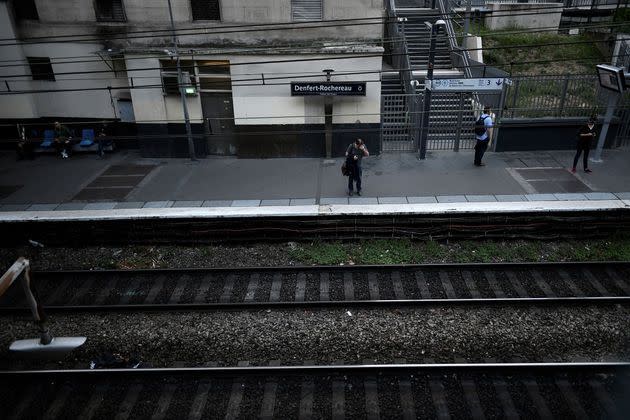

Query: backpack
<box><xmin>474</xmin><ymin>115</ymin><xmax>488</xmax><ymax>136</ymax></box>
<box><xmin>341</xmin><ymin>162</ymin><xmax>350</xmax><ymax>176</ymax></box>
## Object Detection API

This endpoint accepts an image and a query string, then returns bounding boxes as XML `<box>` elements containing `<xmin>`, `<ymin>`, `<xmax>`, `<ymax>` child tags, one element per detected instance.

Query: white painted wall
<box><xmin>0</xmin><ymin>2</ymin><xmax>37</xmax><ymax>119</ymax></box>
<box><xmin>485</xmin><ymin>3</ymin><xmax>563</xmax><ymax>30</ymax></box>
<box><xmin>125</xmin><ymin>57</ymin><xmax>167</xmax><ymax>123</ymax></box>
<box><xmin>464</xmin><ymin>36</ymin><xmax>483</xmax><ymax>63</ymax></box>
<box><xmin>230</xmin><ymin>54</ymin><xmax>382</xmax><ymax>125</ymax></box>
<box><xmin>19</xmin><ymin>42</ymin><xmax>127</xmax><ymax>118</ymax></box>
<box><xmin>125</xmin><ymin>56</ymin><xmax>202</xmax><ymax>124</ymax></box>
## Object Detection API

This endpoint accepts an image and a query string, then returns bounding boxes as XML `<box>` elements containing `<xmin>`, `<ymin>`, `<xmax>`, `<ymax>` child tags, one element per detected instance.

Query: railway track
<box><xmin>2</xmin><ymin>362</ymin><xmax>628</xmax><ymax>419</ymax></box>
<box><xmin>1</xmin><ymin>262</ymin><xmax>629</xmax><ymax>312</ymax></box>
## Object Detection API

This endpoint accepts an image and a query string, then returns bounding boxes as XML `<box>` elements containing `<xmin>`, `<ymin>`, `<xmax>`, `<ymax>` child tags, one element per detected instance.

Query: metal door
<box><xmin>201</xmin><ymin>92</ymin><xmax>236</xmax><ymax>155</ymax></box>
<box><xmin>117</xmin><ymin>99</ymin><xmax>135</xmax><ymax>122</ymax></box>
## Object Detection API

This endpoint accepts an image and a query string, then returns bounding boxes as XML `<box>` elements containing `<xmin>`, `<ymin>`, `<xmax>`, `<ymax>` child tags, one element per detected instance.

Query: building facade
<box><xmin>1</xmin><ymin>0</ymin><xmax>384</xmax><ymax>157</ymax></box>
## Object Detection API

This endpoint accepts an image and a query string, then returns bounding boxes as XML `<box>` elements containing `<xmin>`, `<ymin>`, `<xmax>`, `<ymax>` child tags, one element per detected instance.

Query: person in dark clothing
<box><xmin>53</xmin><ymin>121</ymin><xmax>73</xmax><ymax>158</ymax></box>
<box><xmin>572</xmin><ymin>118</ymin><xmax>596</xmax><ymax>173</ymax></box>
<box><xmin>473</xmin><ymin>106</ymin><xmax>493</xmax><ymax>167</ymax></box>
<box><xmin>96</xmin><ymin>124</ymin><xmax>111</xmax><ymax>158</ymax></box>
<box><xmin>345</xmin><ymin>138</ymin><xmax>369</xmax><ymax>196</ymax></box>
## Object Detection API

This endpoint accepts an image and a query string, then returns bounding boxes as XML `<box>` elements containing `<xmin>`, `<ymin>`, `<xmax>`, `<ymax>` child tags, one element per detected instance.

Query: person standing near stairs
<box><xmin>473</xmin><ymin>106</ymin><xmax>494</xmax><ymax>167</ymax></box>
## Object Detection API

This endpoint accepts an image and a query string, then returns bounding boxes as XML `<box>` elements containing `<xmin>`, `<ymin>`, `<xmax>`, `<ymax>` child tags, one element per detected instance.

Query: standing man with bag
<box><xmin>345</xmin><ymin>138</ymin><xmax>369</xmax><ymax>196</ymax></box>
<box><xmin>571</xmin><ymin>117</ymin><xmax>596</xmax><ymax>173</ymax></box>
<box><xmin>473</xmin><ymin>106</ymin><xmax>494</xmax><ymax>167</ymax></box>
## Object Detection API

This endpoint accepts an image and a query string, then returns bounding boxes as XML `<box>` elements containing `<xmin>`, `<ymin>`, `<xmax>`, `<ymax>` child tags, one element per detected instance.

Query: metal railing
<box><xmin>503</xmin><ymin>74</ymin><xmax>605</xmax><ymax>119</ymax></box>
<box><xmin>384</xmin><ymin>0</ymin><xmax>418</xmax><ymax>147</ymax></box>
<box><xmin>450</xmin><ymin>0</ymin><xmax>623</xmax><ymax>5</ymax></box>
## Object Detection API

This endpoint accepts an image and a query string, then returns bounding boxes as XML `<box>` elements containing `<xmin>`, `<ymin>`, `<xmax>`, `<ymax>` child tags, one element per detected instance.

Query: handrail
<box><xmin>385</xmin><ymin>0</ymin><xmax>417</xmax><ymax>143</ymax></box>
<box><xmin>437</xmin><ymin>0</ymin><xmax>473</xmax><ymax>79</ymax></box>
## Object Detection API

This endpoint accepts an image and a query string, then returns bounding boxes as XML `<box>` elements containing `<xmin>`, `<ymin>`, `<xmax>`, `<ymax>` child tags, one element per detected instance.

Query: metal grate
<box><xmin>291</xmin><ymin>0</ymin><xmax>323</xmax><ymax>21</ymax></box>
<box><xmin>94</xmin><ymin>0</ymin><xmax>126</xmax><ymax>22</ymax></box>
<box><xmin>426</xmin><ymin>92</ymin><xmax>477</xmax><ymax>151</ymax></box>
<box><xmin>381</xmin><ymin>94</ymin><xmax>416</xmax><ymax>152</ymax></box>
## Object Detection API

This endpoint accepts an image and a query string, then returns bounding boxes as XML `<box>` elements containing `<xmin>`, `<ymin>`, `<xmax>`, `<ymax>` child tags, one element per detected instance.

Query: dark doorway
<box><xmin>201</xmin><ymin>92</ymin><xmax>235</xmax><ymax>155</ymax></box>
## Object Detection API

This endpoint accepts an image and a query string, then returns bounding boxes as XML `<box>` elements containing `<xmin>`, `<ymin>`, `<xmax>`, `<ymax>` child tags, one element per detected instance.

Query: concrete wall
<box><xmin>17</xmin><ymin>42</ymin><xmax>128</xmax><ymax>118</ymax></box>
<box><xmin>126</xmin><ymin>52</ymin><xmax>381</xmax><ymax>126</ymax></box>
<box><xmin>31</xmin><ymin>0</ymin><xmax>383</xmax><ymax>23</ymax></box>
<box><xmin>485</xmin><ymin>3</ymin><xmax>563</xmax><ymax>30</ymax></box>
<box><xmin>19</xmin><ymin>1</ymin><xmax>383</xmax><ymax>46</ymax></box>
<box><xmin>0</xmin><ymin>2</ymin><xmax>38</xmax><ymax>119</ymax></box>
<box><xmin>34</xmin><ymin>0</ymin><xmax>95</xmax><ymax>22</ymax></box>
<box><xmin>230</xmin><ymin>54</ymin><xmax>382</xmax><ymax>125</ymax></box>
<box><xmin>125</xmin><ymin>56</ymin><xmax>203</xmax><ymax>124</ymax></box>
<box><xmin>463</xmin><ymin>36</ymin><xmax>483</xmax><ymax>63</ymax></box>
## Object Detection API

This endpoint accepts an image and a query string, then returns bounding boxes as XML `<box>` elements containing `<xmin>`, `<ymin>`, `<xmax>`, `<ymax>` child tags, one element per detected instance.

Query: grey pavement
<box><xmin>1</xmin><ymin>148</ymin><xmax>630</xmax><ymax>210</ymax></box>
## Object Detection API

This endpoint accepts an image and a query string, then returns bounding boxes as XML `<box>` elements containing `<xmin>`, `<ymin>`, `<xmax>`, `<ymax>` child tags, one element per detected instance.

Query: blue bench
<box><xmin>79</xmin><ymin>129</ymin><xmax>95</xmax><ymax>147</ymax></box>
<box><xmin>39</xmin><ymin>130</ymin><xmax>54</xmax><ymax>148</ymax></box>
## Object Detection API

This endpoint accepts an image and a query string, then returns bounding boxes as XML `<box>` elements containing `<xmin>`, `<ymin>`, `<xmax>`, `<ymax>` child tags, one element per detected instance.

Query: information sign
<box><xmin>291</xmin><ymin>82</ymin><xmax>366</xmax><ymax>96</ymax></box>
<box><xmin>430</xmin><ymin>78</ymin><xmax>505</xmax><ymax>92</ymax></box>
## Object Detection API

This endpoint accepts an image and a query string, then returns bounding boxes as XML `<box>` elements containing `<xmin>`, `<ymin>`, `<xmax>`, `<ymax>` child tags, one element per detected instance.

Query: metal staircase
<box><xmin>380</xmin><ymin>0</ymin><xmax>477</xmax><ymax>152</ymax></box>
<box><xmin>396</xmin><ymin>9</ymin><xmax>452</xmax><ymax>70</ymax></box>
<box><xmin>381</xmin><ymin>73</ymin><xmax>416</xmax><ymax>151</ymax></box>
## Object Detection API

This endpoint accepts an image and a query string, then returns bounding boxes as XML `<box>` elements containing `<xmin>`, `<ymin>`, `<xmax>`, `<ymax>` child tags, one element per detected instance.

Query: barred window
<box><xmin>161</xmin><ymin>60</ymin><xmax>196</xmax><ymax>95</ymax></box>
<box><xmin>292</xmin><ymin>0</ymin><xmax>322</xmax><ymax>21</ymax></box>
<box><xmin>191</xmin><ymin>0</ymin><xmax>221</xmax><ymax>21</ymax></box>
<box><xmin>27</xmin><ymin>57</ymin><xmax>55</xmax><ymax>81</ymax></box>
<box><xmin>94</xmin><ymin>0</ymin><xmax>126</xmax><ymax>22</ymax></box>
<box><xmin>13</xmin><ymin>0</ymin><xmax>39</xmax><ymax>21</ymax></box>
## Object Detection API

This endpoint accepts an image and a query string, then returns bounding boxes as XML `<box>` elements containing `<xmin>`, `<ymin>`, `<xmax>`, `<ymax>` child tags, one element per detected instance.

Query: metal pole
<box><xmin>324</xmin><ymin>69</ymin><xmax>334</xmax><ymax>158</ymax></box>
<box><xmin>591</xmin><ymin>91</ymin><xmax>618</xmax><ymax>162</ymax></box>
<box><xmin>464</xmin><ymin>0</ymin><xmax>471</xmax><ymax>37</ymax></box>
<box><xmin>167</xmin><ymin>0</ymin><xmax>196</xmax><ymax>161</ymax></box>
<box><xmin>419</xmin><ymin>22</ymin><xmax>441</xmax><ymax>159</ymax></box>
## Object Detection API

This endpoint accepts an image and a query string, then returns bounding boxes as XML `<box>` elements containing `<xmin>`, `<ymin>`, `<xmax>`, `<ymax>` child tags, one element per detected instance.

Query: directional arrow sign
<box><xmin>430</xmin><ymin>78</ymin><xmax>505</xmax><ymax>92</ymax></box>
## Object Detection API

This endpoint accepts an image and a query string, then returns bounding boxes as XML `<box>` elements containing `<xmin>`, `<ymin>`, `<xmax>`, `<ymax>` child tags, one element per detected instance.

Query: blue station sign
<box><xmin>291</xmin><ymin>82</ymin><xmax>366</xmax><ymax>96</ymax></box>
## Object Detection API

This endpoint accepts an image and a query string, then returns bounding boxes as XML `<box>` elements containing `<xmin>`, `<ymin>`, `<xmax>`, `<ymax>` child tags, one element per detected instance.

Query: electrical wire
<box><xmin>3</xmin><ymin>49</ymin><xmax>626</xmax><ymax>95</ymax></box>
<box><xmin>0</xmin><ymin>6</ymin><xmax>613</xmax><ymax>47</ymax></box>
<box><xmin>1</xmin><ymin>33</ymin><xmax>619</xmax><ymax>81</ymax></box>
<box><xmin>0</xmin><ymin>19</ymin><xmax>624</xmax><ymax>68</ymax></box>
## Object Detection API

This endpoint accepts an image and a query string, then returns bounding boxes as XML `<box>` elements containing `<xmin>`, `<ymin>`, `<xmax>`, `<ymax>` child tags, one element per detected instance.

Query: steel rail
<box><xmin>25</xmin><ymin>260</ymin><xmax>630</xmax><ymax>275</ymax></box>
<box><xmin>1</xmin><ymin>296</ymin><xmax>629</xmax><ymax>315</ymax></box>
<box><xmin>3</xmin><ymin>362</ymin><xmax>630</xmax><ymax>378</ymax></box>
<box><xmin>0</xmin><ymin>261</ymin><xmax>628</xmax><ymax>314</ymax></box>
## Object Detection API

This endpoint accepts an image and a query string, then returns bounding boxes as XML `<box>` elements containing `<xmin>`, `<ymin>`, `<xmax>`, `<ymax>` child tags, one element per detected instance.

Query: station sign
<box><xmin>430</xmin><ymin>78</ymin><xmax>506</xmax><ymax>92</ymax></box>
<box><xmin>291</xmin><ymin>82</ymin><xmax>366</xmax><ymax>96</ymax></box>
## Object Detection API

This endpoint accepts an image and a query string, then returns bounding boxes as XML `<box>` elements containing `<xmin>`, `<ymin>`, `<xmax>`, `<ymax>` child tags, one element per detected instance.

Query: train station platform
<box><xmin>1</xmin><ymin>148</ymin><xmax>630</xmax><ymax>212</ymax></box>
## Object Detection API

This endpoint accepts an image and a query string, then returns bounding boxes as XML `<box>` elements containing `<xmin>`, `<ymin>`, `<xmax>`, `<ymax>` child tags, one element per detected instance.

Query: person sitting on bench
<box><xmin>53</xmin><ymin>121</ymin><xmax>73</xmax><ymax>158</ymax></box>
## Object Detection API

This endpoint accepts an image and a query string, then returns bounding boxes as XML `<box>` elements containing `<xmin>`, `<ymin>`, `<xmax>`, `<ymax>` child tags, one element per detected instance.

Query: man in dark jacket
<box><xmin>53</xmin><ymin>121</ymin><xmax>73</xmax><ymax>158</ymax></box>
<box><xmin>572</xmin><ymin>118</ymin><xmax>596</xmax><ymax>173</ymax></box>
<box><xmin>345</xmin><ymin>138</ymin><xmax>369</xmax><ymax>196</ymax></box>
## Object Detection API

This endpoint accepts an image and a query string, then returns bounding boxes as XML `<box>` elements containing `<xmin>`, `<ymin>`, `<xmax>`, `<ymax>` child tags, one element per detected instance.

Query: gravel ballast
<box><xmin>1</xmin><ymin>305</ymin><xmax>628</xmax><ymax>369</ymax></box>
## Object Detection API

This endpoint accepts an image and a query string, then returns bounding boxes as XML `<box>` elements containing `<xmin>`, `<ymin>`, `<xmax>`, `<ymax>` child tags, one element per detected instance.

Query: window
<box><xmin>197</xmin><ymin>61</ymin><xmax>231</xmax><ymax>92</ymax></box>
<box><xmin>160</xmin><ymin>60</ymin><xmax>196</xmax><ymax>95</ymax></box>
<box><xmin>191</xmin><ymin>0</ymin><xmax>221</xmax><ymax>21</ymax></box>
<box><xmin>94</xmin><ymin>0</ymin><xmax>126</xmax><ymax>22</ymax></box>
<box><xmin>13</xmin><ymin>0</ymin><xmax>39</xmax><ymax>21</ymax></box>
<box><xmin>27</xmin><ymin>57</ymin><xmax>55</xmax><ymax>81</ymax></box>
<box><xmin>292</xmin><ymin>0</ymin><xmax>322</xmax><ymax>21</ymax></box>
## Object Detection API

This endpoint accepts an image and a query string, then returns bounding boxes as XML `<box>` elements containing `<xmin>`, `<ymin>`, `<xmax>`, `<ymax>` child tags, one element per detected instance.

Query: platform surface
<box><xmin>1</xmin><ymin>148</ymin><xmax>629</xmax><ymax>212</ymax></box>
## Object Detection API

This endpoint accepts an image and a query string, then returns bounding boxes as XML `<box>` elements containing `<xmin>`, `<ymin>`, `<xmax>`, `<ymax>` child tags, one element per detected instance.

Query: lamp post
<box><xmin>418</xmin><ymin>20</ymin><xmax>445</xmax><ymax>160</ymax></box>
<box><xmin>167</xmin><ymin>0</ymin><xmax>196</xmax><ymax>161</ymax></box>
